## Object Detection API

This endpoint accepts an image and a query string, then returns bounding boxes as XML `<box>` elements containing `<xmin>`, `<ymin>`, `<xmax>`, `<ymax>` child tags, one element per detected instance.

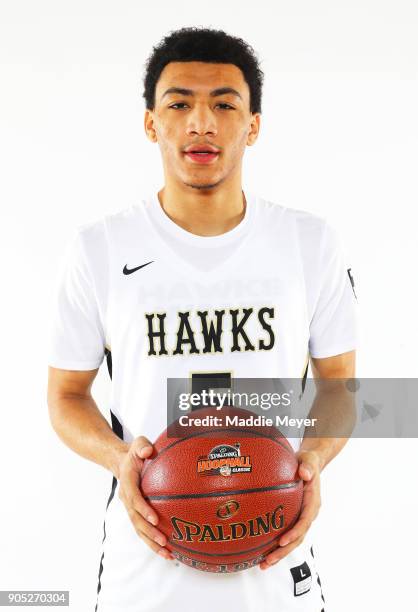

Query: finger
<box><xmin>133</xmin><ymin>525</ymin><xmax>174</xmax><ymax>561</ymax></box>
<box><xmin>279</xmin><ymin>517</ymin><xmax>311</xmax><ymax>547</ymax></box>
<box><xmin>279</xmin><ymin>486</ymin><xmax>319</xmax><ymax>547</ymax></box>
<box><xmin>122</xmin><ymin>439</ymin><xmax>157</xmax><ymax>523</ymax></box>
<box><xmin>120</xmin><ymin>454</ymin><xmax>158</xmax><ymax>526</ymax></box>
<box><xmin>119</xmin><ymin>480</ymin><xmax>159</xmax><ymax>527</ymax></box>
<box><xmin>131</xmin><ymin>436</ymin><xmax>154</xmax><ymax>460</ymax></box>
<box><xmin>296</xmin><ymin>449</ymin><xmax>320</xmax><ymax>472</ymax></box>
<box><xmin>127</xmin><ymin>508</ymin><xmax>168</xmax><ymax>547</ymax></box>
<box><xmin>299</xmin><ymin>463</ymin><xmax>313</xmax><ymax>480</ymax></box>
<box><xmin>259</xmin><ymin>536</ymin><xmax>304</xmax><ymax>570</ymax></box>
<box><xmin>138</xmin><ymin>445</ymin><xmax>153</xmax><ymax>459</ymax></box>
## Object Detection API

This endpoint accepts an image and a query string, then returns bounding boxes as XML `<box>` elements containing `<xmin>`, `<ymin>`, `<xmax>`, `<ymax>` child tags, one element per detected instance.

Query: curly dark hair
<box><xmin>142</xmin><ymin>27</ymin><xmax>264</xmax><ymax>114</ymax></box>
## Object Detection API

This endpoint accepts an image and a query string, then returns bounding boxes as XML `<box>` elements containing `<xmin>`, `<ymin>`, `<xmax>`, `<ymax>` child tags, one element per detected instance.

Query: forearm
<box><xmin>298</xmin><ymin>435</ymin><xmax>348</xmax><ymax>472</ymax></box>
<box><xmin>48</xmin><ymin>394</ymin><xmax>129</xmax><ymax>479</ymax></box>
<box><xmin>299</xmin><ymin>381</ymin><xmax>356</xmax><ymax>471</ymax></box>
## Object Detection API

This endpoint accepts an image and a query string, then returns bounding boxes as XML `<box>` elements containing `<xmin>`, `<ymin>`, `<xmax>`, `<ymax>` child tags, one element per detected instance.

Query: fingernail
<box><xmin>148</xmin><ymin>515</ymin><xmax>158</xmax><ymax>526</ymax></box>
<box><xmin>155</xmin><ymin>535</ymin><xmax>166</xmax><ymax>546</ymax></box>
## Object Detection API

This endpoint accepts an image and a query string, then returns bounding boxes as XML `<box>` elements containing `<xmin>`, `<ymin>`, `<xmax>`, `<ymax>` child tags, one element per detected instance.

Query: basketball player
<box><xmin>47</xmin><ymin>27</ymin><xmax>357</xmax><ymax>612</ymax></box>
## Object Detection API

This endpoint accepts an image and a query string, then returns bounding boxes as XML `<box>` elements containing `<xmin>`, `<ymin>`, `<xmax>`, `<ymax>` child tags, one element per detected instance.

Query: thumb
<box><xmin>299</xmin><ymin>462</ymin><xmax>313</xmax><ymax>480</ymax></box>
<box><xmin>296</xmin><ymin>450</ymin><xmax>317</xmax><ymax>480</ymax></box>
<box><xmin>132</xmin><ymin>436</ymin><xmax>154</xmax><ymax>460</ymax></box>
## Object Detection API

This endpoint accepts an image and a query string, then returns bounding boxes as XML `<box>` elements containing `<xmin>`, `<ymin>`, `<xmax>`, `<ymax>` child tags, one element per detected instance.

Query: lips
<box><xmin>184</xmin><ymin>145</ymin><xmax>220</xmax><ymax>164</ymax></box>
<box><xmin>184</xmin><ymin>144</ymin><xmax>220</xmax><ymax>154</ymax></box>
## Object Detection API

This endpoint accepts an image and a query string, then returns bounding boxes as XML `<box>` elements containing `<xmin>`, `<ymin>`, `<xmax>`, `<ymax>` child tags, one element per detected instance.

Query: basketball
<box><xmin>141</xmin><ymin>405</ymin><xmax>303</xmax><ymax>573</ymax></box>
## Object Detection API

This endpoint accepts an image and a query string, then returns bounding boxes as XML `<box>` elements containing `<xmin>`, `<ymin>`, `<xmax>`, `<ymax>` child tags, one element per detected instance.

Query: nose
<box><xmin>185</xmin><ymin>103</ymin><xmax>218</xmax><ymax>137</ymax></box>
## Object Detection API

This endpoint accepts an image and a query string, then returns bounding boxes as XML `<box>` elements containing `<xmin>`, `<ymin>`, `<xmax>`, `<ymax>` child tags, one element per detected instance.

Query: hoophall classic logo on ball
<box><xmin>196</xmin><ymin>443</ymin><xmax>252</xmax><ymax>477</ymax></box>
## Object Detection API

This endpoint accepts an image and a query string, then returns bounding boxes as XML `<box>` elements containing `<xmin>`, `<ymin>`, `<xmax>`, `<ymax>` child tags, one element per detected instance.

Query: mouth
<box><xmin>183</xmin><ymin>147</ymin><xmax>220</xmax><ymax>165</ymax></box>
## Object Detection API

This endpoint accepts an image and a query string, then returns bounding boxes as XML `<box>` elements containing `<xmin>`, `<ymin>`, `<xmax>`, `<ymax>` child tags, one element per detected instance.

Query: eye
<box><xmin>169</xmin><ymin>102</ymin><xmax>188</xmax><ymax>109</ymax></box>
<box><xmin>168</xmin><ymin>102</ymin><xmax>235</xmax><ymax>110</ymax></box>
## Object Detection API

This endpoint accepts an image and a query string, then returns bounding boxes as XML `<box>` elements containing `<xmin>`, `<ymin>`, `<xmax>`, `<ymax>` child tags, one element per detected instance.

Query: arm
<box><xmin>298</xmin><ymin>348</ymin><xmax>356</xmax><ymax>471</ymax></box>
<box><xmin>47</xmin><ymin>366</ymin><xmax>128</xmax><ymax>478</ymax></box>
<box><xmin>47</xmin><ymin>366</ymin><xmax>173</xmax><ymax>560</ymax></box>
<box><xmin>260</xmin><ymin>349</ymin><xmax>355</xmax><ymax>569</ymax></box>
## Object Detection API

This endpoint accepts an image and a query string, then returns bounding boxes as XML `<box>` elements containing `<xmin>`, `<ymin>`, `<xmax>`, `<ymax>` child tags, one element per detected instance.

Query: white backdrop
<box><xmin>0</xmin><ymin>1</ymin><xmax>417</xmax><ymax>610</ymax></box>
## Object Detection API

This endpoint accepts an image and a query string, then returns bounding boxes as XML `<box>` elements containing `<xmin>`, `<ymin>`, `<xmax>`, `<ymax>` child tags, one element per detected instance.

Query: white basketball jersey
<box><xmin>48</xmin><ymin>190</ymin><xmax>358</xmax><ymax>611</ymax></box>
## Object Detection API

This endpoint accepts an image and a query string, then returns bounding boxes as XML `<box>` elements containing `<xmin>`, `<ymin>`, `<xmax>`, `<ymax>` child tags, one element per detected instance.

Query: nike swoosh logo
<box><xmin>123</xmin><ymin>261</ymin><xmax>154</xmax><ymax>275</ymax></box>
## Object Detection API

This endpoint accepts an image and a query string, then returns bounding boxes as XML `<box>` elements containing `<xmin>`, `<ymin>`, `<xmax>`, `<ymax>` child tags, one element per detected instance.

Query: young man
<box><xmin>47</xmin><ymin>27</ymin><xmax>357</xmax><ymax>612</ymax></box>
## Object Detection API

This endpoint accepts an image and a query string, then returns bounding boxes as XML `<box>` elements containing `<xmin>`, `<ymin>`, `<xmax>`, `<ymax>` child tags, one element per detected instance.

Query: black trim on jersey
<box><xmin>347</xmin><ymin>267</ymin><xmax>357</xmax><ymax>301</ymax></box>
<box><xmin>301</xmin><ymin>360</ymin><xmax>308</xmax><ymax>395</ymax></box>
<box><xmin>105</xmin><ymin>346</ymin><xmax>112</xmax><ymax>380</ymax></box>
<box><xmin>95</xmin><ymin>348</ymin><xmax>122</xmax><ymax>612</ymax></box>
<box><xmin>310</xmin><ymin>545</ymin><xmax>326</xmax><ymax>607</ymax></box>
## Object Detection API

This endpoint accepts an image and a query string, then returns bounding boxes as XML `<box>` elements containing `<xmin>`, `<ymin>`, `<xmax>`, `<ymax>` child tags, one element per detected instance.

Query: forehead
<box><xmin>155</xmin><ymin>61</ymin><xmax>249</xmax><ymax>98</ymax></box>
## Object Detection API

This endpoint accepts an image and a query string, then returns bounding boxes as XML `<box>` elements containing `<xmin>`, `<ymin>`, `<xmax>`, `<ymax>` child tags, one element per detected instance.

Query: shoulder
<box><xmin>74</xmin><ymin>202</ymin><xmax>139</xmax><ymax>249</ymax></box>
<box><xmin>255</xmin><ymin>194</ymin><xmax>330</xmax><ymax>244</ymax></box>
<box><xmin>70</xmin><ymin>204</ymin><xmax>137</xmax><ymax>272</ymax></box>
<box><xmin>76</xmin><ymin>204</ymin><xmax>135</xmax><ymax>240</ymax></box>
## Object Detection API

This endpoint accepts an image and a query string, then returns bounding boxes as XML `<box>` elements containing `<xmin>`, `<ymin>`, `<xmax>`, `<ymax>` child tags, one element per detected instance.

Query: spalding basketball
<box><xmin>141</xmin><ymin>406</ymin><xmax>303</xmax><ymax>573</ymax></box>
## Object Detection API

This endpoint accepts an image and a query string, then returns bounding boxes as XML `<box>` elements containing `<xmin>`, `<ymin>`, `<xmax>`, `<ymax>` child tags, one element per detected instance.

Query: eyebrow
<box><xmin>160</xmin><ymin>87</ymin><xmax>243</xmax><ymax>101</ymax></box>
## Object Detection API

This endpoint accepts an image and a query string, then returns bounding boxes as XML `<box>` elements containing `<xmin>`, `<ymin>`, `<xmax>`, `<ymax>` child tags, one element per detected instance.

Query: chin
<box><xmin>182</xmin><ymin>172</ymin><xmax>225</xmax><ymax>191</ymax></box>
<box><xmin>184</xmin><ymin>182</ymin><xmax>222</xmax><ymax>191</ymax></box>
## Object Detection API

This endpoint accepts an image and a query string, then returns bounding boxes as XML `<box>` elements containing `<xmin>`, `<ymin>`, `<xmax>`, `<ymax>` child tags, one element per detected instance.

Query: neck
<box><xmin>157</xmin><ymin>176</ymin><xmax>246</xmax><ymax>237</ymax></box>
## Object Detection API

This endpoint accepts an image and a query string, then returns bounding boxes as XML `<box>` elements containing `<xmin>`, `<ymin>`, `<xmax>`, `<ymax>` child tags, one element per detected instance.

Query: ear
<box><xmin>144</xmin><ymin>109</ymin><xmax>158</xmax><ymax>143</ymax></box>
<box><xmin>247</xmin><ymin>113</ymin><xmax>261</xmax><ymax>146</ymax></box>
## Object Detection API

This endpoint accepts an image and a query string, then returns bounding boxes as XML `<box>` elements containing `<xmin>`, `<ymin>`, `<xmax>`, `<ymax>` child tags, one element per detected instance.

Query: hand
<box><xmin>118</xmin><ymin>436</ymin><xmax>174</xmax><ymax>561</ymax></box>
<box><xmin>259</xmin><ymin>449</ymin><xmax>322</xmax><ymax>570</ymax></box>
